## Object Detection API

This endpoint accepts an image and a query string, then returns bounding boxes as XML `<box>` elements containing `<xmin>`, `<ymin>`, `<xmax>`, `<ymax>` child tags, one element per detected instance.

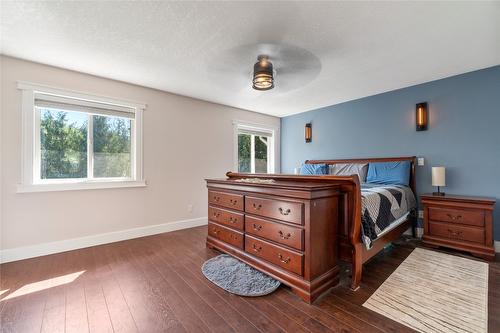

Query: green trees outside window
<box><xmin>93</xmin><ymin>115</ymin><xmax>131</xmax><ymax>178</ymax></box>
<box><xmin>40</xmin><ymin>109</ymin><xmax>88</xmax><ymax>179</ymax></box>
<box><xmin>237</xmin><ymin>132</ymin><xmax>269</xmax><ymax>173</ymax></box>
<box><xmin>40</xmin><ymin>108</ymin><xmax>132</xmax><ymax>180</ymax></box>
<box><xmin>238</xmin><ymin>134</ymin><xmax>251</xmax><ymax>172</ymax></box>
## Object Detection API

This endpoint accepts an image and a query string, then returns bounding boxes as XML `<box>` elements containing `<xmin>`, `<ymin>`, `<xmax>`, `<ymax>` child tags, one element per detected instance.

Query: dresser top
<box><xmin>206</xmin><ymin>178</ymin><xmax>340</xmax><ymax>190</ymax></box>
<box><xmin>421</xmin><ymin>193</ymin><xmax>496</xmax><ymax>205</ymax></box>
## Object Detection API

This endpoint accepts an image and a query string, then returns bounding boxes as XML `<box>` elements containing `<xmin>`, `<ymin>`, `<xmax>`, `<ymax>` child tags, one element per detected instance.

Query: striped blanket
<box><xmin>361</xmin><ymin>184</ymin><xmax>416</xmax><ymax>249</ymax></box>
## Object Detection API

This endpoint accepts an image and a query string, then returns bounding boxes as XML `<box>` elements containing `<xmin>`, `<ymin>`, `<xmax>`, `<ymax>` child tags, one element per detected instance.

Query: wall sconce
<box><xmin>416</xmin><ymin>102</ymin><xmax>428</xmax><ymax>131</ymax></box>
<box><xmin>305</xmin><ymin>123</ymin><xmax>312</xmax><ymax>143</ymax></box>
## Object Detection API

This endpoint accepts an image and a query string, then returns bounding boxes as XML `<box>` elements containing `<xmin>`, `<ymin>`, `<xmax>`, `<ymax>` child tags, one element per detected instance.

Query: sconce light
<box><xmin>416</xmin><ymin>102</ymin><xmax>428</xmax><ymax>131</ymax></box>
<box><xmin>305</xmin><ymin>123</ymin><xmax>312</xmax><ymax>143</ymax></box>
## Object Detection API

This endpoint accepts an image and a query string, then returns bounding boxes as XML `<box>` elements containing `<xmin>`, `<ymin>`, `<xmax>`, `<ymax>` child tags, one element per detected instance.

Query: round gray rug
<box><xmin>201</xmin><ymin>254</ymin><xmax>281</xmax><ymax>297</ymax></box>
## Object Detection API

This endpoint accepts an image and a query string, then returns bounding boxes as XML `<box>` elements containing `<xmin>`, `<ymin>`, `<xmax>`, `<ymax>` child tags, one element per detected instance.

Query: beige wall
<box><xmin>0</xmin><ymin>56</ymin><xmax>280</xmax><ymax>251</ymax></box>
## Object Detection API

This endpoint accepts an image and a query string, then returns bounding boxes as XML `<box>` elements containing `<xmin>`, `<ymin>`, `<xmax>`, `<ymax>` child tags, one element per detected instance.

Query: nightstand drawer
<box><xmin>429</xmin><ymin>221</ymin><xmax>485</xmax><ymax>244</ymax></box>
<box><xmin>428</xmin><ymin>207</ymin><xmax>484</xmax><ymax>227</ymax></box>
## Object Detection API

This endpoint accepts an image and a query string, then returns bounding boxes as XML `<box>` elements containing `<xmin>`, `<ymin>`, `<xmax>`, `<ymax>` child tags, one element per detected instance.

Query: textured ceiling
<box><xmin>1</xmin><ymin>1</ymin><xmax>499</xmax><ymax>117</ymax></box>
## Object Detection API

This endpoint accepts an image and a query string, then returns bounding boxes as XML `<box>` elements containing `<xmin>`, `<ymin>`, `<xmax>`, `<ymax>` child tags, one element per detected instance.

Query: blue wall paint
<box><xmin>281</xmin><ymin>66</ymin><xmax>500</xmax><ymax>240</ymax></box>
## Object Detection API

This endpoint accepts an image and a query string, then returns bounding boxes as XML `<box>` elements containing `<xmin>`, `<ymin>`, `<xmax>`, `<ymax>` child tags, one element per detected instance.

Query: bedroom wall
<box><xmin>281</xmin><ymin>65</ymin><xmax>500</xmax><ymax>240</ymax></box>
<box><xmin>0</xmin><ymin>56</ymin><xmax>280</xmax><ymax>260</ymax></box>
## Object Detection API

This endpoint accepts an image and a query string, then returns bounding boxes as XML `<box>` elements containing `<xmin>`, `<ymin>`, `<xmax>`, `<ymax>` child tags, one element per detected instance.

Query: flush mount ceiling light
<box><xmin>252</xmin><ymin>55</ymin><xmax>274</xmax><ymax>91</ymax></box>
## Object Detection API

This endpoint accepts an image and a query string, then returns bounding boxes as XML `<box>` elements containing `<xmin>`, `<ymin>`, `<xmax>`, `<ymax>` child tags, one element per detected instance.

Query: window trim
<box><xmin>232</xmin><ymin>120</ymin><xmax>280</xmax><ymax>174</ymax></box>
<box><xmin>17</xmin><ymin>81</ymin><xmax>146</xmax><ymax>193</ymax></box>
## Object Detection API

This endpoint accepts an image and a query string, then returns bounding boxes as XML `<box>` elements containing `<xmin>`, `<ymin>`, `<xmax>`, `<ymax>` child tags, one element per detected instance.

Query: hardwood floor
<box><xmin>1</xmin><ymin>226</ymin><xmax>499</xmax><ymax>333</ymax></box>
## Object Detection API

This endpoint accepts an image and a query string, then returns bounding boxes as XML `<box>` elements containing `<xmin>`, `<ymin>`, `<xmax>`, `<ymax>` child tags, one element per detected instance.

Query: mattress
<box><xmin>360</xmin><ymin>183</ymin><xmax>416</xmax><ymax>249</ymax></box>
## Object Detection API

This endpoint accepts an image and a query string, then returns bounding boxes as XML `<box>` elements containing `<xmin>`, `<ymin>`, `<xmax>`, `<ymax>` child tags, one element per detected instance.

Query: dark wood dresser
<box><xmin>206</xmin><ymin>175</ymin><xmax>340</xmax><ymax>303</ymax></box>
<box><xmin>421</xmin><ymin>194</ymin><xmax>496</xmax><ymax>260</ymax></box>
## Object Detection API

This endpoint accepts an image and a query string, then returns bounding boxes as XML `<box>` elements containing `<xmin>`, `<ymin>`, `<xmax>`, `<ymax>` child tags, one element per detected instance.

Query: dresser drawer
<box><xmin>209</xmin><ymin>205</ymin><xmax>244</xmax><ymax>230</ymax></box>
<box><xmin>428</xmin><ymin>207</ymin><xmax>484</xmax><ymax>227</ymax></box>
<box><xmin>429</xmin><ymin>221</ymin><xmax>485</xmax><ymax>244</ymax></box>
<box><xmin>208</xmin><ymin>222</ymin><xmax>244</xmax><ymax>249</ymax></box>
<box><xmin>245</xmin><ymin>235</ymin><xmax>303</xmax><ymax>275</ymax></box>
<box><xmin>245</xmin><ymin>215</ymin><xmax>303</xmax><ymax>250</ymax></box>
<box><xmin>245</xmin><ymin>196</ymin><xmax>303</xmax><ymax>225</ymax></box>
<box><xmin>208</xmin><ymin>191</ymin><xmax>244</xmax><ymax>211</ymax></box>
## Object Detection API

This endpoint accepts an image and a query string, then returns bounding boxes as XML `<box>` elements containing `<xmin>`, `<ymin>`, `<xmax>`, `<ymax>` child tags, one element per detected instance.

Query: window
<box><xmin>18</xmin><ymin>82</ymin><xmax>145</xmax><ymax>192</ymax></box>
<box><xmin>233</xmin><ymin>121</ymin><xmax>278</xmax><ymax>174</ymax></box>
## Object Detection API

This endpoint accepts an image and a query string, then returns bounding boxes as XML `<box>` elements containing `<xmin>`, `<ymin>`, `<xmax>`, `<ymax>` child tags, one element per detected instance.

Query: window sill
<box><xmin>17</xmin><ymin>180</ymin><xmax>147</xmax><ymax>193</ymax></box>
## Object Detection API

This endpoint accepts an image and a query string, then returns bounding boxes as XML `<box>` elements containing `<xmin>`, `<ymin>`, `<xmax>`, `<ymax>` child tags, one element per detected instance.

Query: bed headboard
<box><xmin>305</xmin><ymin>156</ymin><xmax>417</xmax><ymax>194</ymax></box>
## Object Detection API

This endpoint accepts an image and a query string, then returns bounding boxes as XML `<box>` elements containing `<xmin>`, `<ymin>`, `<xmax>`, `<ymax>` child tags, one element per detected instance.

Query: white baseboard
<box><xmin>0</xmin><ymin>216</ymin><xmax>208</xmax><ymax>264</ymax></box>
<box><xmin>495</xmin><ymin>241</ymin><xmax>500</xmax><ymax>253</ymax></box>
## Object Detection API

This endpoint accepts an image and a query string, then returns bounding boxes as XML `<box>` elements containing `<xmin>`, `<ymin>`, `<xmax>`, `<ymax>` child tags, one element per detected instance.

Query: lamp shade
<box><xmin>432</xmin><ymin>167</ymin><xmax>446</xmax><ymax>187</ymax></box>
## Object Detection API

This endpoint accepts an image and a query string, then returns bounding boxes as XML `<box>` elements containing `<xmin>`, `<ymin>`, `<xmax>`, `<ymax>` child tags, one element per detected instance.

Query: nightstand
<box><xmin>421</xmin><ymin>194</ymin><xmax>496</xmax><ymax>260</ymax></box>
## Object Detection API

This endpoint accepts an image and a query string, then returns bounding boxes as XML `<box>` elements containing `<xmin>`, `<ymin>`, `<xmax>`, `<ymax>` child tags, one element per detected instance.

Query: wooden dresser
<box><xmin>206</xmin><ymin>175</ymin><xmax>340</xmax><ymax>303</ymax></box>
<box><xmin>421</xmin><ymin>194</ymin><xmax>496</xmax><ymax>260</ymax></box>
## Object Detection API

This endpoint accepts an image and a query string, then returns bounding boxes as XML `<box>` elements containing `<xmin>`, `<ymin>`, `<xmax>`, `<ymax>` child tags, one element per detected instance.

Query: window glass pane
<box><xmin>238</xmin><ymin>133</ymin><xmax>251</xmax><ymax>172</ymax></box>
<box><xmin>255</xmin><ymin>135</ymin><xmax>268</xmax><ymax>173</ymax></box>
<box><xmin>40</xmin><ymin>108</ymin><xmax>88</xmax><ymax>179</ymax></box>
<box><xmin>93</xmin><ymin>115</ymin><xmax>132</xmax><ymax>178</ymax></box>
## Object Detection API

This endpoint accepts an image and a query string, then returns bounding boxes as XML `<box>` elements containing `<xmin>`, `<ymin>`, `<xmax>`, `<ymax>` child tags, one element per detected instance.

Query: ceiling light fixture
<box><xmin>252</xmin><ymin>55</ymin><xmax>274</xmax><ymax>91</ymax></box>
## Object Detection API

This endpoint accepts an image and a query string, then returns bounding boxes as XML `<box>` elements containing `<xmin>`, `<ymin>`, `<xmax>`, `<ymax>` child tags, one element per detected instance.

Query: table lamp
<box><xmin>432</xmin><ymin>166</ymin><xmax>446</xmax><ymax>196</ymax></box>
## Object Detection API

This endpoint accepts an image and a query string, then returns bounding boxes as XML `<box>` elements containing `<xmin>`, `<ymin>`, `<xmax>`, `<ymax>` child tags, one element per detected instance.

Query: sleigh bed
<box><xmin>304</xmin><ymin>156</ymin><xmax>417</xmax><ymax>290</ymax></box>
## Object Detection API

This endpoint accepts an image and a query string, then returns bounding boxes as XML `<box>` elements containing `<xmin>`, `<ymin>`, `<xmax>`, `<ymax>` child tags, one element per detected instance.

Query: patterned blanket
<box><xmin>361</xmin><ymin>184</ymin><xmax>416</xmax><ymax>249</ymax></box>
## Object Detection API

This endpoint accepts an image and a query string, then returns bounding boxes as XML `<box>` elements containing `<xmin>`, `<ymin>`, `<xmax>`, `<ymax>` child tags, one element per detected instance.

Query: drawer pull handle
<box><xmin>252</xmin><ymin>244</ymin><xmax>262</xmax><ymax>252</ymax></box>
<box><xmin>279</xmin><ymin>207</ymin><xmax>291</xmax><ymax>216</ymax></box>
<box><xmin>252</xmin><ymin>223</ymin><xmax>263</xmax><ymax>231</ymax></box>
<box><xmin>253</xmin><ymin>203</ymin><xmax>262</xmax><ymax>210</ymax></box>
<box><xmin>447</xmin><ymin>229</ymin><xmax>463</xmax><ymax>237</ymax></box>
<box><xmin>213</xmin><ymin>196</ymin><xmax>220</xmax><ymax>202</ymax></box>
<box><xmin>447</xmin><ymin>214</ymin><xmax>462</xmax><ymax>221</ymax></box>
<box><xmin>211</xmin><ymin>228</ymin><xmax>220</xmax><ymax>235</ymax></box>
<box><xmin>278</xmin><ymin>230</ymin><xmax>292</xmax><ymax>240</ymax></box>
<box><xmin>213</xmin><ymin>212</ymin><xmax>220</xmax><ymax>218</ymax></box>
<box><xmin>229</xmin><ymin>199</ymin><xmax>238</xmax><ymax>205</ymax></box>
<box><xmin>278</xmin><ymin>254</ymin><xmax>291</xmax><ymax>264</ymax></box>
<box><xmin>229</xmin><ymin>234</ymin><xmax>238</xmax><ymax>240</ymax></box>
<box><xmin>229</xmin><ymin>216</ymin><xmax>237</xmax><ymax>223</ymax></box>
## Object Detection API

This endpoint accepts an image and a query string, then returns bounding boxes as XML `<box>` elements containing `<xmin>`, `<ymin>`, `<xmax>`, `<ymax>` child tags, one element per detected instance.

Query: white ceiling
<box><xmin>1</xmin><ymin>1</ymin><xmax>499</xmax><ymax>117</ymax></box>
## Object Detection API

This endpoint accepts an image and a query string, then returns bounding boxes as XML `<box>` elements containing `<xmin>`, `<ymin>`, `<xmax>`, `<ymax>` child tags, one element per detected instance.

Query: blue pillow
<box><xmin>366</xmin><ymin>161</ymin><xmax>411</xmax><ymax>186</ymax></box>
<box><xmin>299</xmin><ymin>163</ymin><xmax>328</xmax><ymax>175</ymax></box>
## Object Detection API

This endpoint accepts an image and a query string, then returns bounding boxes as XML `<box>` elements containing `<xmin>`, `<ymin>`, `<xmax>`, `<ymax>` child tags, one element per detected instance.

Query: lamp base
<box><xmin>432</xmin><ymin>186</ymin><xmax>445</xmax><ymax>196</ymax></box>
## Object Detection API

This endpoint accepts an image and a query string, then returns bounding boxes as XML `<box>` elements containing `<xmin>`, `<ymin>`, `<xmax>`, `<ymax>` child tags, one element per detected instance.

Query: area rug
<box><xmin>201</xmin><ymin>254</ymin><xmax>280</xmax><ymax>296</ymax></box>
<box><xmin>363</xmin><ymin>248</ymin><xmax>488</xmax><ymax>333</ymax></box>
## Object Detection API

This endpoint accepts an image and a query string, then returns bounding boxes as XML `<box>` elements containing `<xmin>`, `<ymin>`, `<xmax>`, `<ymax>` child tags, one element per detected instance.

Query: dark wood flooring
<box><xmin>0</xmin><ymin>226</ymin><xmax>499</xmax><ymax>333</ymax></box>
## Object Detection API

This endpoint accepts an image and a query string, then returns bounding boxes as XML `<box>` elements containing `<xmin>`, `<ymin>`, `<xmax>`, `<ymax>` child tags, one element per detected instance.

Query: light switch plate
<box><xmin>418</xmin><ymin>210</ymin><xmax>424</xmax><ymax>219</ymax></box>
<box><xmin>417</xmin><ymin>157</ymin><xmax>425</xmax><ymax>166</ymax></box>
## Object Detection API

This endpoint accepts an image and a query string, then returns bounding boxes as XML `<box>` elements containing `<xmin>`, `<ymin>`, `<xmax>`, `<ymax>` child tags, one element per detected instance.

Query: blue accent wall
<box><xmin>281</xmin><ymin>66</ymin><xmax>500</xmax><ymax>240</ymax></box>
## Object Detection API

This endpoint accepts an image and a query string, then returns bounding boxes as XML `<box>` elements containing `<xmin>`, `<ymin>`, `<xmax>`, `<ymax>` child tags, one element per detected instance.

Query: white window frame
<box><xmin>17</xmin><ymin>82</ymin><xmax>146</xmax><ymax>193</ymax></box>
<box><xmin>232</xmin><ymin>120</ymin><xmax>280</xmax><ymax>174</ymax></box>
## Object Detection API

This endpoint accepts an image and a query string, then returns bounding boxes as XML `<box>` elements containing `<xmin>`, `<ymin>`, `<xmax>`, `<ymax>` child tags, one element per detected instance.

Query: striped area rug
<box><xmin>363</xmin><ymin>248</ymin><xmax>488</xmax><ymax>333</ymax></box>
